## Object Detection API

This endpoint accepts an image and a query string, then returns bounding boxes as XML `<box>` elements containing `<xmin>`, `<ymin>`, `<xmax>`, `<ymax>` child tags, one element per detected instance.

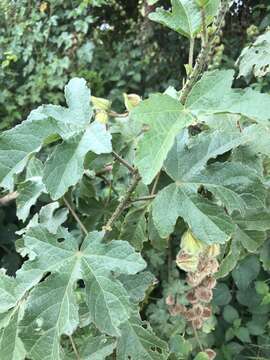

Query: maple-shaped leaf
<box><xmin>131</xmin><ymin>93</ymin><xmax>194</xmax><ymax>184</ymax></box>
<box><xmin>0</xmin><ymin>227</ymin><xmax>146</xmax><ymax>360</ymax></box>
<box><xmin>186</xmin><ymin>69</ymin><xmax>270</xmax><ymax>125</ymax></box>
<box><xmin>152</xmin><ymin>130</ymin><xmax>265</xmax><ymax>244</ymax></box>
<box><xmin>149</xmin><ymin>0</ymin><xmax>219</xmax><ymax>39</ymax></box>
<box><xmin>43</xmin><ymin>121</ymin><xmax>112</xmax><ymax>200</ymax></box>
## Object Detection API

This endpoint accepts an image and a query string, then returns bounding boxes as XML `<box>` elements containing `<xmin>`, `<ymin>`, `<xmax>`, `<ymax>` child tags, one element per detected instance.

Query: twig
<box><xmin>103</xmin><ymin>171</ymin><xmax>141</xmax><ymax>232</ymax></box>
<box><xmin>63</xmin><ymin>197</ymin><xmax>88</xmax><ymax>236</ymax></box>
<box><xmin>0</xmin><ymin>191</ymin><xmax>18</xmax><ymax>206</ymax></box>
<box><xmin>179</xmin><ymin>0</ymin><xmax>230</xmax><ymax>104</ymax></box>
<box><xmin>69</xmin><ymin>335</ymin><xmax>81</xmax><ymax>360</ymax></box>
<box><xmin>108</xmin><ymin>111</ymin><xmax>129</xmax><ymax>118</ymax></box>
<box><xmin>189</xmin><ymin>37</ymin><xmax>195</xmax><ymax>68</ymax></box>
<box><xmin>151</xmin><ymin>171</ymin><xmax>161</xmax><ymax>195</ymax></box>
<box><xmin>131</xmin><ymin>195</ymin><xmax>156</xmax><ymax>202</ymax></box>
<box><xmin>192</xmin><ymin>324</ymin><xmax>204</xmax><ymax>352</ymax></box>
<box><xmin>96</xmin><ymin>174</ymin><xmax>119</xmax><ymax>196</ymax></box>
<box><xmin>200</xmin><ymin>7</ymin><xmax>208</xmax><ymax>47</ymax></box>
<box><xmin>112</xmin><ymin>151</ymin><xmax>135</xmax><ymax>173</ymax></box>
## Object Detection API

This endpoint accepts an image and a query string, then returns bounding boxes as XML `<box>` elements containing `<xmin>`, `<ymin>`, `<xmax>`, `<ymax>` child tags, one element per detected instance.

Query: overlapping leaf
<box><xmin>186</xmin><ymin>70</ymin><xmax>270</xmax><ymax>124</ymax></box>
<box><xmin>131</xmin><ymin>93</ymin><xmax>194</xmax><ymax>184</ymax></box>
<box><xmin>237</xmin><ymin>30</ymin><xmax>270</xmax><ymax>80</ymax></box>
<box><xmin>0</xmin><ymin>78</ymin><xmax>112</xmax><ymax>200</ymax></box>
<box><xmin>152</xmin><ymin>129</ymin><xmax>265</xmax><ymax>243</ymax></box>
<box><xmin>149</xmin><ymin>0</ymin><xmax>219</xmax><ymax>38</ymax></box>
<box><xmin>0</xmin><ymin>227</ymin><xmax>146</xmax><ymax>360</ymax></box>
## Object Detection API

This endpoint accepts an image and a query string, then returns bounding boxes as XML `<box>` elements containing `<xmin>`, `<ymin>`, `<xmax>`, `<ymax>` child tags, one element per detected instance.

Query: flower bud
<box><xmin>186</xmin><ymin>290</ymin><xmax>198</xmax><ymax>304</ymax></box>
<box><xmin>205</xmin><ymin>348</ymin><xmax>216</xmax><ymax>360</ymax></box>
<box><xmin>202</xmin><ymin>305</ymin><xmax>212</xmax><ymax>319</ymax></box>
<box><xmin>202</xmin><ymin>276</ymin><xmax>217</xmax><ymax>290</ymax></box>
<box><xmin>192</xmin><ymin>318</ymin><xmax>203</xmax><ymax>329</ymax></box>
<box><xmin>165</xmin><ymin>294</ymin><xmax>175</xmax><ymax>306</ymax></box>
<box><xmin>176</xmin><ymin>250</ymin><xmax>199</xmax><ymax>272</ymax></box>
<box><xmin>181</xmin><ymin>229</ymin><xmax>206</xmax><ymax>256</ymax></box>
<box><xmin>169</xmin><ymin>303</ymin><xmax>186</xmax><ymax>316</ymax></box>
<box><xmin>123</xmin><ymin>93</ymin><xmax>141</xmax><ymax>111</ymax></box>
<box><xmin>92</xmin><ymin>96</ymin><xmax>111</xmax><ymax>111</ymax></box>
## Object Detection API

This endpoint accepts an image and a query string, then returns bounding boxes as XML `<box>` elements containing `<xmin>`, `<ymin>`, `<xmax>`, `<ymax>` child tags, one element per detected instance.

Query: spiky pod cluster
<box><xmin>166</xmin><ymin>230</ymin><xmax>220</xmax><ymax>359</ymax></box>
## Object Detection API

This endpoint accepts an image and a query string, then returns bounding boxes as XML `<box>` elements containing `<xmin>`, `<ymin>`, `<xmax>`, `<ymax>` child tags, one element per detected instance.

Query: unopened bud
<box><xmin>124</xmin><ymin>93</ymin><xmax>141</xmax><ymax>111</ymax></box>
<box><xmin>165</xmin><ymin>294</ymin><xmax>175</xmax><ymax>306</ymax></box>
<box><xmin>195</xmin><ymin>287</ymin><xmax>213</xmax><ymax>303</ymax></box>
<box><xmin>205</xmin><ymin>348</ymin><xmax>217</xmax><ymax>360</ymax></box>
<box><xmin>192</xmin><ymin>318</ymin><xmax>203</xmax><ymax>329</ymax></box>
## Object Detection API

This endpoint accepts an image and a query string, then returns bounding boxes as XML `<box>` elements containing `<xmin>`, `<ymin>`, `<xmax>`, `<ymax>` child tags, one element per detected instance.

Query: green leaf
<box><xmin>232</xmin><ymin>255</ymin><xmax>260</xmax><ymax>290</ymax></box>
<box><xmin>0</xmin><ymin>118</ymin><xmax>61</xmax><ymax>191</ymax></box>
<box><xmin>65</xmin><ymin>334</ymin><xmax>116</xmax><ymax>360</ymax></box>
<box><xmin>119</xmin><ymin>272</ymin><xmax>156</xmax><ymax>304</ymax></box>
<box><xmin>255</xmin><ymin>281</ymin><xmax>269</xmax><ymax>296</ymax></box>
<box><xmin>120</xmin><ymin>207</ymin><xmax>148</xmax><ymax>250</ymax></box>
<box><xmin>131</xmin><ymin>94</ymin><xmax>194</xmax><ymax>184</ymax></box>
<box><xmin>152</xmin><ymin>183</ymin><xmax>234</xmax><ymax>244</ymax></box>
<box><xmin>194</xmin><ymin>352</ymin><xmax>209</xmax><ymax>360</ymax></box>
<box><xmin>186</xmin><ymin>69</ymin><xmax>270</xmax><ymax>124</ymax></box>
<box><xmin>148</xmin><ymin>0</ymin><xmax>219</xmax><ymax>38</ymax></box>
<box><xmin>234</xmin><ymin>327</ymin><xmax>251</xmax><ymax>343</ymax></box>
<box><xmin>213</xmin><ymin>283</ymin><xmax>232</xmax><ymax>306</ymax></box>
<box><xmin>16</xmin><ymin>158</ymin><xmax>45</xmax><ymax>222</ymax></box>
<box><xmin>152</xmin><ymin>129</ymin><xmax>256</xmax><ymax>243</ymax></box>
<box><xmin>223</xmin><ymin>305</ymin><xmax>239</xmax><ymax>324</ymax></box>
<box><xmin>237</xmin><ymin>30</ymin><xmax>270</xmax><ymax>79</ymax></box>
<box><xmin>117</xmin><ymin>312</ymin><xmax>169</xmax><ymax>359</ymax></box>
<box><xmin>28</xmin><ymin>78</ymin><xmax>92</xmax><ymax>139</ymax></box>
<box><xmin>1</xmin><ymin>227</ymin><xmax>146</xmax><ymax>360</ymax></box>
<box><xmin>0</xmin><ymin>303</ymin><xmax>26</xmax><ymax>360</ymax></box>
<box><xmin>260</xmin><ymin>239</ymin><xmax>270</xmax><ymax>271</ymax></box>
<box><xmin>216</xmin><ymin>239</ymin><xmax>242</xmax><ymax>278</ymax></box>
<box><xmin>43</xmin><ymin>122</ymin><xmax>112</xmax><ymax>199</ymax></box>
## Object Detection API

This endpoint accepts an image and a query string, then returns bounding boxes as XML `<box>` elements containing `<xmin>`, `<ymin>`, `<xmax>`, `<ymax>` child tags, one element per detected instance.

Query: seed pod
<box><xmin>202</xmin><ymin>276</ymin><xmax>217</xmax><ymax>290</ymax></box>
<box><xmin>195</xmin><ymin>287</ymin><xmax>213</xmax><ymax>303</ymax></box>
<box><xmin>181</xmin><ymin>229</ymin><xmax>206</xmax><ymax>256</ymax></box>
<box><xmin>186</xmin><ymin>290</ymin><xmax>198</xmax><ymax>304</ymax></box>
<box><xmin>176</xmin><ymin>250</ymin><xmax>199</xmax><ymax>272</ymax></box>
<box><xmin>192</xmin><ymin>303</ymin><xmax>203</xmax><ymax>317</ymax></box>
<box><xmin>204</xmin><ymin>348</ymin><xmax>217</xmax><ymax>360</ymax></box>
<box><xmin>192</xmin><ymin>317</ymin><xmax>203</xmax><ymax>329</ymax></box>
<box><xmin>202</xmin><ymin>305</ymin><xmax>212</xmax><ymax>319</ymax></box>
<box><xmin>169</xmin><ymin>303</ymin><xmax>186</xmax><ymax>316</ymax></box>
<box><xmin>165</xmin><ymin>294</ymin><xmax>175</xmax><ymax>306</ymax></box>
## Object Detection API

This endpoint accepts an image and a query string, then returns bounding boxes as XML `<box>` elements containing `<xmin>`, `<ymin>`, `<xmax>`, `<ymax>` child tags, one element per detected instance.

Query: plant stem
<box><xmin>131</xmin><ymin>195</ymin><xmax>156</xmax><ymax>202</ymax></box>
<box><xmin>151</xmin><ymin>171</ymin><xmax>161</xmax><ymax>195</ymax></box>
<box><xmin>189</xmin><ymin>37</ymin><xmax>195</xmax><ymax>68</ymax></box>
<box><xmin>104</xmin><ymin>171</ymin><xmax>141</xmax><ymax>232</ymax></box>
<box><xmin>0</xmin><ymin>191</ymin><xmax>18</xmax><ymax>206</ymax></box>
<box><xmin>63</xmin><ymin>197</ymin><xmax>88</xmax><ymax>236</ymax></box>
<box><xmin>112</xmin><ymin>151</ymin><xmax>135</xmax><ymax>173</ymax></box>
<box><xmin>192</xmin><ymin>324</ymin><xmax>204</xmax><ymax>352</ymax></box>
<box><xmin>179</xmin><ymin>0</ymin><xmax>230</xmax><ymax>104</ymax></box>
<box><xmin>69</xmin><ymin>335</ymin><xmax>81</xmax><ymax>360</ymax></box>
<box><xmin>200</xmin><ymin>7</ymin><xmax>208</xmax><ymax>47</ymax></box>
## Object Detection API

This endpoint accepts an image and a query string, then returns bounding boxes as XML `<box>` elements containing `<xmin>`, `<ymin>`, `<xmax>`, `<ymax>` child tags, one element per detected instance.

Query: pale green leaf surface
<box><xmin>64</xmin><ymin>334</ymin><xmax>116</xmax><ymax>360</ymax></box>
<box><xmin>120</xmin><ymin>207</ymin><xmax>148</xmax><ymax>250</ymax></box>
<box><xmin>237</xmin><ymin>30</ymin><xmax>270</xmax><ymax>79</ymax></box>
<box><xmin>2</xmin><ymin>228</ymin><xmax>146</xmax><ymax>359</ymax></box>
<box><xmin>132</xmin><ymin>94</ymin><xmax>194</xmax><ymax>184</ymax></box>
<box><xmin>0</xmin><ymin>118</ymin><xmax>61</xmax><ymax>190</ymax></box>
<box><xmin>0</xmin><ymin>303</ymin><xmax>26</xmax><ymax>360</ymax></box>
<box><xmin>43</xmin><ymin>122</ymin><xmax>112</xmax><ymax>199</ymax></box>
<box><xmin>186</xmin><ymin>70</ymin><xmax>270</xmax><ymax>124</ymax></box>
<box><xmin>117</xmin><ymin>313</ymin><xmax>169</xmax><ymax>360</ymax></box>
<box><xmin>149</xmin><ymin>0</ymin><xmax>219</xmax><ymax>38</ymax></box>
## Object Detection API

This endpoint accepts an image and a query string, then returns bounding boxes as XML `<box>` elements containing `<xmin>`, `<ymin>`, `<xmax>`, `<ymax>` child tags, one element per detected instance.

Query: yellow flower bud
<box><xmin>95</xmin><ymin>110</ymin><xmax>109</xmax><ymax>124</ymax></box>
<box><xmin>181</xmin><ymin>229</ymin><xmax>206</xmax><ymax>256</ymax></box>
<box><xmin>92</xmin><ymin>96</ymin><xmax>111</xmax><ymax>111</ymax></box>
<box><xmin>123</xmin><ymin>93</ymin><xmax>141</xmax><ymax>111</ymax></box>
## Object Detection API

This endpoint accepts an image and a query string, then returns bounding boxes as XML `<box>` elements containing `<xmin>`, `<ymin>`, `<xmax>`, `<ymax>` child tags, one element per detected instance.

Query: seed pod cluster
<box><xmin>167</xmin><ymin>230</ymin><xmax>219</xmax><ymax>359</ymax></box>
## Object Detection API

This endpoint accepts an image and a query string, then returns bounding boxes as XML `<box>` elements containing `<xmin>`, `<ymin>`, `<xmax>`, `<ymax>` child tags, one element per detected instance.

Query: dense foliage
<box><xmin>0</xmin><ymin>1</ymin><xmax>270</xmax><ymax>359</ymax></box>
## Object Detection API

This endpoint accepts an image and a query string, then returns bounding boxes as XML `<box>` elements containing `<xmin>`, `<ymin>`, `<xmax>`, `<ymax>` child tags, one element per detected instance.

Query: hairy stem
<box><xmin>188</xmin><ymin>37</ymin><xmax>195</xmax><ymax>68</ymax></box>
<box><xmin>104</xmin><ymin>171</ymin><xmax>141</xmax><ymax>232</ymax></box>
<box><xmin>131</xmin><ymin>195</ymin><xmax>156</xmax><ymax>202</ymax></box>
<box><xmin>69</xmin><ymin>335</ymin><xmax>81</xmax><ymax>360</ymax></box>
<box><xmin>63</xmin><ymin>197</ymin><xmax>88</xmax><ymax>236</ymax></box>
<box><xmin>179</xmin><ymin>0</ymin><xmax>230</xmax><ymax>104</ymax></box>
<box><xmin>112</xmin><ymin>151</ymin><xmax>135</xmax><ymax>173</ymax></box>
